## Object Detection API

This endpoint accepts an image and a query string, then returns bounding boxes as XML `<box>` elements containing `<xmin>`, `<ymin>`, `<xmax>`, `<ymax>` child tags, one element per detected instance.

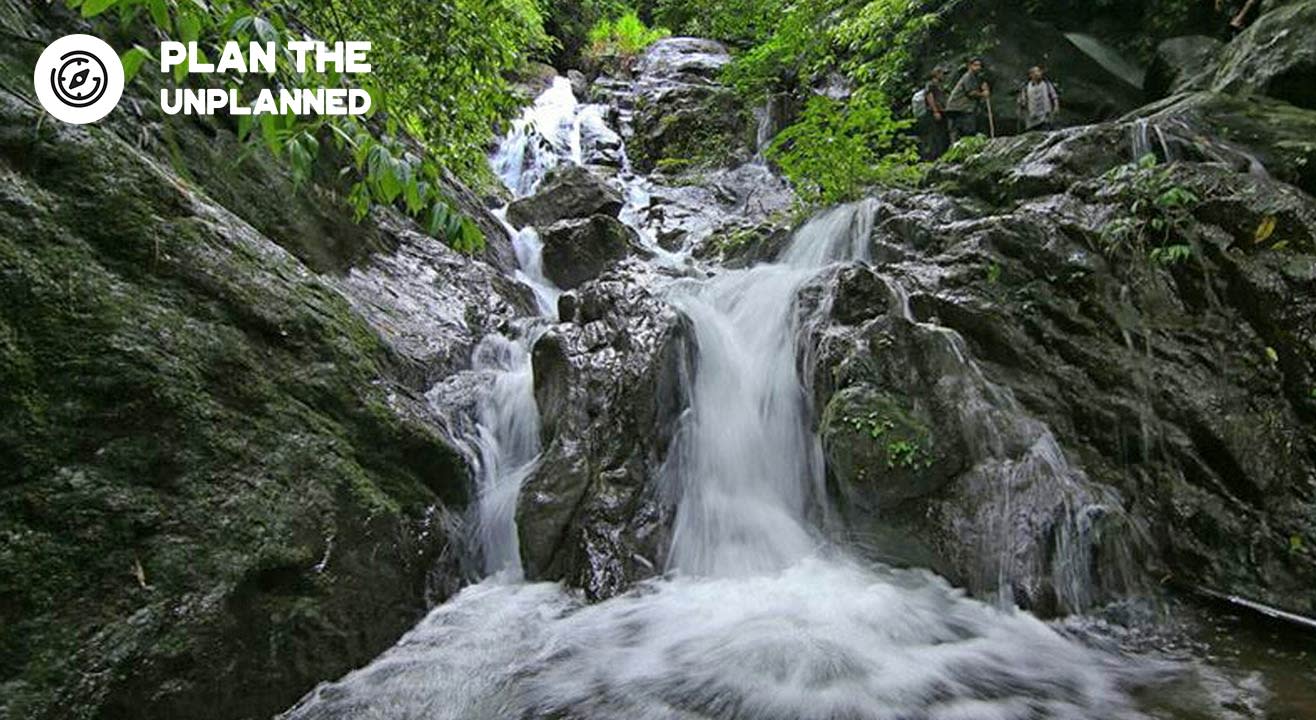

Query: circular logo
<box><xmin>34</xmin><ymin>35</ymin><xmax>125</xmax><ymax>124</ymax></box>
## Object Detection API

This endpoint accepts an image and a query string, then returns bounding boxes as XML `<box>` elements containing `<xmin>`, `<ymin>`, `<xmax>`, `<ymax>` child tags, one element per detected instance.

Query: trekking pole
<box><xmin>986</xmin><ymin>100</ymin><xmax>996</xmax><ymax>138</ymax></box>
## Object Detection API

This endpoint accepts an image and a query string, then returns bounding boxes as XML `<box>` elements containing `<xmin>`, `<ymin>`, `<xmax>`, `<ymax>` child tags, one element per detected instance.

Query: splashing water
<box><xmin>286</xmin><ymin>195</ymin><xmax>1192</xmax><ymax>720</ymax></box>
<box><xmin>461</xmin><ymin>333</ymin><xmax>542</xmax><ymax>578</ymax></box>
<box><xmin>282</xmin><ymin>79</ymin><xmax>1234</xmax><ymax>720</ymax></box>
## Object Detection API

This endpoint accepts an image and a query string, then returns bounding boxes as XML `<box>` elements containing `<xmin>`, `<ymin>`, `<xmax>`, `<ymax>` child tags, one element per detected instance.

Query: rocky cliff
<box><xmin>3</xmin><ymin>0</ymin><xmax>1315</xmax><ymax>717</ymax></box>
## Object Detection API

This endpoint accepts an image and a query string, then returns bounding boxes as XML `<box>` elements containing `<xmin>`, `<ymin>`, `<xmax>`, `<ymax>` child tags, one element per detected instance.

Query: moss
<box><xmin>630</xmin><ymin>86</ymin><xmax>753</xmax><ymax>173</ymax></box>
<box><xmin>0</xmin><ymin>62</ymin><xmax>466</xmax><ymax>720</ymax></box>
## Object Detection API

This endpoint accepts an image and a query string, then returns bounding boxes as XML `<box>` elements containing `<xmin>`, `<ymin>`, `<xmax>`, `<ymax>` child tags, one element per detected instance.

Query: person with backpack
<box><xmin>945</xmin><ymin>58</ymin><xmax>990</xmax><ymax>142</ymax></box>
<box><xmin>1016</xmin><ymin>66</ymin><xmax>1060</xmax><ymax>132</ymax></box>
<box><xmin>913</xmin><ymin>67</ymin><xmax>950</xmax><ymax>160</ymax></box>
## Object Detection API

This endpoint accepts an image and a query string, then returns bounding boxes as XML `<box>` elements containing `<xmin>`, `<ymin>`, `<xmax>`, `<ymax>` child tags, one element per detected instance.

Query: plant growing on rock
<box><xmin>586</xmin><ymin>11</ymin><xmax>671</xmax><ymax>60</ymax></box>
<box><xmin>1100</xmin><ymin>154</ymin><xmax>1200</xmax><ymax>267</ymax></box>
<box><xmin>843</xmin><ymin>410</ymin><xmax>933</xmax><ymax>470</ymax></box>
<box><xmin>766</xmin><ymin>91</ymin><xmax>922</xmax><ymax>204</ymax></box>
<box><xmin>938</xmin><ymin>135</ymin><xmax>989</xmax><ymax>164</ymax></box>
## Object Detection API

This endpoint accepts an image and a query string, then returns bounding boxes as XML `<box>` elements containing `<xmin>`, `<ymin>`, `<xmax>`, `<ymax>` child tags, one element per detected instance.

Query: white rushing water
<box><xmin>283</xmin><ymin>78</ymin><xmax>1215</xmax><ymax>720</ymax></box>
<box><xmin>453</xmin><ymin>77</ymin><xmax>594</xmax><ymax>577</ymax></box>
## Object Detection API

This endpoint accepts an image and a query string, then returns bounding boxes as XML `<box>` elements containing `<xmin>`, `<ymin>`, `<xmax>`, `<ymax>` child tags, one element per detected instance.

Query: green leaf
<box><xmin>236</xmin><ymin>115</ymin><xmax>253</xmax><ymax>143</ymax></box>
<box><xmin>120</xmin><ymin>47</ymin><xmax>149</xmax><ymax>83</ymax></box>
<box><xmin>81</xmin><ymin>0</ymin><xmax>118</xmax><ymax>17</ymax></box>
<box><xmin>253</xmin><ymin>17</ymin><xmax>278</xmax><ymax>44</ymax></box>
<box><xmin>1264</xmin><ymin>346</ymin><xmax>1279</xmax><ymax>364</ymax></box>
<box><xmin>1254</xmin><ymin>215</ymin><xmax>1277</xmax><ymax>244</ymax></box>
<box><xmin>147</xmin><ymin>0</ymin><xmax>170</xmax><ymax>30</ymax></box>
<box><xmin>179</xmin><ymin>9</ymin><xmax>203</xmax><ymax>44</ymax></box>
<box><xmin>259</xmin><ymin>113</ymin><xmax>281</xmax><ymax>156</ymax></box>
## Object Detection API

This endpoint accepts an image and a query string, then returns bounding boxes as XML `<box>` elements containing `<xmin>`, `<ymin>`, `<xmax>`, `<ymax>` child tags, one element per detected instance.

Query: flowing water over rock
<box><xmin>282</xmin><ymin>73</ymin><xmax>1275</xmax><ymax>720</ymax></box>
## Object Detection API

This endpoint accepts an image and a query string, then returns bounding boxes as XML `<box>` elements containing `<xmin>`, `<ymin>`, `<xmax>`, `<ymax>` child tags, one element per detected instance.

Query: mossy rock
<box><xmin>630</xmin><ymin>85</ymin><xmax>754</xmax><ymax>174</ymax></box>
<box><xmin>820</xmin><ymin>385</ymin><xmax>951</xmax><ymax>508</ymax></box>
<box><xmin>0</xmin><ymin>57</ymin><xmax>468</xmax><ymax>720</ymax></box>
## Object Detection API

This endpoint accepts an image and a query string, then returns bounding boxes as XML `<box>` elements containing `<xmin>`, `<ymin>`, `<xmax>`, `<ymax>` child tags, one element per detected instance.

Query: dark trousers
<box><xmin>946</xmin><ymin>111</ymin><xmax>978</xmax><ymax>142</ymax></box>
<box><xmin>920</xmin><ymin>116</ymin><xmax>950</xmax><ymax>160</ymax></box>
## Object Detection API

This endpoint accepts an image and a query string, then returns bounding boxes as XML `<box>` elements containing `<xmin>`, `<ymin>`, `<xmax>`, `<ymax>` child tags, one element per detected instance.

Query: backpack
<box><xmin>912</xmin><ymin>89</ymin><xmax>929</xmax><ymax>119</ymax></box>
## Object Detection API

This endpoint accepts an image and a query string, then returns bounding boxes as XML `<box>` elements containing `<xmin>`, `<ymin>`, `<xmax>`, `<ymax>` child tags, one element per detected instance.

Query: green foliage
<box><xmin>648</xmin><ymin>0</ymin><xmax>785</xmax><ymax>47</ymax></box>
<box><xmin>586</xmin><ymin>10</ymin><xmax>671</xmax><ymax>59</ymax></box>
<box><xmin>843</xmin><ymin>410</ymin><xmax>933</xmax><ymax>470</ymax></box>
<box><xmin>711</xmin><ymin>0</ymin><xmax>936</xmax><ymax>205</ymax></box>
<box><xmin>721</xmin><ymin>0</ymin><xmax>840</xmax><ymax>100</ymax></box>
<box><xmin>1101</xmin><ymin>154</ymin><xmax>1200</xmax><ymax>267</ymax></box>
<box><xmin>938</xmin><ymin>135</ymin><xmax>989</xmax><ymax>164</ymax></box>
<box><xmin>59</xmin><ymin>0</ymin><xmax>555</xmax><ymax>252</ymax></box>
<box><xmin>720</xmin><ymin>0</ymin><xmax>938</xmax><ymax>102</ymax></box>
<box><xmin>541</xmin><ymin>0</ymin><xmax>627</xmax><ymax>66</ymax></box>
<box><xmin>766</xmin><ymin>92</ymin><xmax>922</xmax><ymax>204</ymax></box>
<box><xmin>831</xmin><ymin>0</ymin><xmax>939</xmax><ymax>96</ymax></box>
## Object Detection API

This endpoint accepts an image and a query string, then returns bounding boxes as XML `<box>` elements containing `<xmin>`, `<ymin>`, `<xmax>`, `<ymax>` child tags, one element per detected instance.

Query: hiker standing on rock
<box><xmin>1017</xmin><ymin>66</ymin><xmax>1060</xmax><ymax>132</ymax></box>
<box><xmin>915</xmin><ymin>67</ymin><xmax>950</xmax><ymax>160</ymax></box>
<box><xmin>946</xmin><ymin>58</ymin><xmax>990</xmax><ymax>142</ymax></box>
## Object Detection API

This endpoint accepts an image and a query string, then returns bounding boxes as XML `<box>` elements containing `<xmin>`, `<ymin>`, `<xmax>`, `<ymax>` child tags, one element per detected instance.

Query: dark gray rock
<box><xmin>916</xmin><ymin>12</ymin><xmax>1145</xmax><ymax>131</ymax></box>
<box><xmin>627</xmin><ymin>38</ymin><xmax>754</xmax><ymax>173</ymax></box>
<box><xmin>826</xmin><ymin>136</ymin><xmax>1316</xmax><ymax>615</ymax></box>
<box><xmin>1145</xmin><ymin>36</ymin><xmax>1223</xmax><ymax>99</ymax></box>
<box><xmin>567</xmin><ymin>69</ymin><xmax>590</xmax><ymax>100</ymax></box>
<box><xmin>0</xmin><ymin>87</ymin><xmax>486</xmax><ymax>720</ymax></box>
<box><xmin>1212</xmin><ymin>0</ymin><xmax>1316</xmax><ymax>110</ymax></box>
<box><xmin>540</xmin><ymin>215</ymin><xmax>638</xmax><ymax>289</ymax></box>
<box><xmin>634</xmin><ymin>37</ymin><xmax>732</xmax><ymax>83</ymax></box>
<box><xmin>516</xmin><ymin>266</ymin><xmax>685</xmax><ymax>597</ymax></box>
<box><xmin>506</xmin><ymin>164</ymin><xmax>624</xmax><ymax>229</ymax></box>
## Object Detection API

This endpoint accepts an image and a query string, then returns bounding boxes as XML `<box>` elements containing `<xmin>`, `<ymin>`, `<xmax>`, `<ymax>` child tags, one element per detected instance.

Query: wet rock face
<box><xmin>913</xmin><ymin>9</ymin><xmax>1145</xmax><ymax>130</ymax></box>
<box><xmin>627</xmin><ymin>38</ymin><xmax>754</xmax><ymax>174</ymax></box>
<box><xmin>506</xmin><ymin>164</ymin><xmax>624</xmax><ymax>229</ymax></box>
<box><xmin>1145</xmin><ymin>36</ymin><xmax>1223</xmax><ymax>99</ymax></box>
<box><xmin>821</xmin><ymin>109</ymin><xmax>1316</xmax><ymax>614</ymax></box>
<box><xmin>0</xmin><ymin>6</ymin><xmax>538</xmax><ymax>718</ymax></box>
<box><xmin>0</xmin><ymin>93</ymin><xmax>481</xmax><ymax>720</ymax></box>
<box><xmin>1212</xmin><ymin>0</ymin><xmax>1316</xmax><ymax>110</ymax></box>
<box><xmin>517</xmin><ymin>264</ymin><xmax>686</xmax><ymax>597</ymax></box>
<box><xmin>539</xmin><ymin>215</ymin><xmax>640</xmax><ymax>289</ymax></box>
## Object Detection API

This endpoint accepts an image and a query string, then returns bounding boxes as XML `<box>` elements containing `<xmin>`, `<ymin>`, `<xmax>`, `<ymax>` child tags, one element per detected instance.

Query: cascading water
<box><xmin>451</xmin><ymin>77</ymin><xmax>602</xmax><ymax>577</ymax></box>
<box><xmin>458</xmin><ymin>333</ymin><xmax>542</xmax><ymax>578</ymax></box>
<box><xmin>283</xmin><ymin>78</ymin><xmax>1227</xmax><ymax>720</ymax></box>
<box><xmin>660</xmin><ymin>201</ymin><xmax>876</xmax><ymax>577</ymax></box>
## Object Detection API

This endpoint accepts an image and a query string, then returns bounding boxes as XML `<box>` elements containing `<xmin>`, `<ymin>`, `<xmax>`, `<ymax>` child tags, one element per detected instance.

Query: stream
<box><xmin>281</xmin><ymin>77</ymin><xmax>1309</xmax><ymax>720</ymax></box>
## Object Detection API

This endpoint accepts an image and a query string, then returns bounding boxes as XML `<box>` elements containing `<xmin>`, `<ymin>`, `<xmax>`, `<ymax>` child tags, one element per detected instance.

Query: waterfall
<box><xmin>661</xmin><ymin>200</ymin><xmax>878</xmax><ymax>576</ymax></box>
<box><xmin>462</xmin><ymin>333</ymin><xmax>542</xmax><ymax>578</ymax></box>
<box><xmin>454</xmin><ymin>77</ymin><xmax>600</xmax><ymax>577</ymax></box>
<box><xmin>282</xmin><ymin>79</ymin><xmax>1200</xmax><ymax>720</ymax></box>
<box><xmin>1130</xmin><ymin>118</ymin><xmax>1174</xmax><ymax>163</ymax></box>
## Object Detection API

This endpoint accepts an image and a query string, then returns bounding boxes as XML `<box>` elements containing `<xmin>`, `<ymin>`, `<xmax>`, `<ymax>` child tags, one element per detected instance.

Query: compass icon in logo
<box><xmin>51</xmin><ymin>50</ymin><xmax>108</xmax><ymax>108</ymax></box>
<box><xmin>34</xmin><ymin>35</ymin><xmax>125</xmax><ymax>124</ymax></box>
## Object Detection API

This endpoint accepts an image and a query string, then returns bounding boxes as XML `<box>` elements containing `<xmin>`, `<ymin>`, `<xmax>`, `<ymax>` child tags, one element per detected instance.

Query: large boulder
<box><xmin>0</xmin><ymin>5</ymin><xmax>537</xmax><ymax>719</ymax></box>
<box><xmin>1139</xmin><ymin>92</ymin><xmax>1316</xmax><ymax>197</ymax></box>
<box><xmin>627</xmin><ymin>38</ymin><xmax>754</xmax><ymax>173</ymax></box>
<box><xmin>0</xmin><ymin>89</ymin><xmax>478</xmax><ymax>720</ymax></box>
<box><xmin>915</xmin><ymin>11</ymin><xmax>1145</xmax><ymax>131</ymax></box>
<box><xmin>539</xmin><ymin>215</ymin><xmax>639</xmax><ymax>289</ymax></box>
<box><xmin>828</xmin><ymin>108</ymin><xmax>1316</xmax><ymax>616</ymax></box>
<box><xmin>1145</xmin><ymin>35</ymin><xmax>1223</xmax><ymax>99</ymax></box>
<box><xmin>634</xmin><ymin>37</ymin><xmax>732</xmax><ymax>82</ymax></box>
<box><xmin>506</xmin><ymin>164</ymin><xmax>623</xmax><ymax>230</ymax></box>
<box><xmin>517</xmin><ymin>267</ymin><xmax>685</xmax><ymax>597</ymax></box>
<box><xmin>1212</xmin><ymin>0</ymin><xmax>1316</xmax><ymax>109</ymax></box>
